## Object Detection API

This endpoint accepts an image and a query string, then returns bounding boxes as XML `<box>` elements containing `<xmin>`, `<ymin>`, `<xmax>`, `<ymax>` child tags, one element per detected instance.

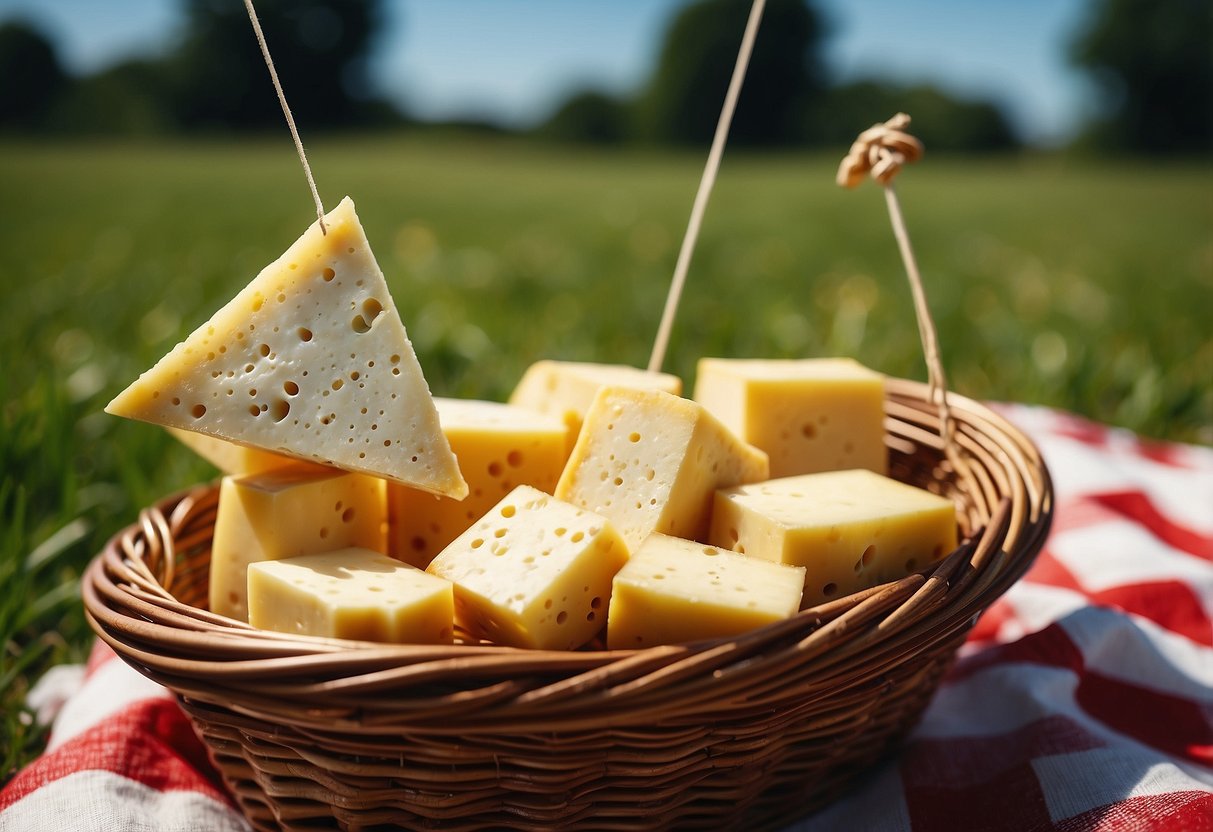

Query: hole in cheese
<box><xmin>298</xmin><ymin>327</ymin><xmax>313</xmax><ymax>342</ymax></box>
<box><xmin>823</xmin><ymin>582</ymin><xmax>837</xmax><ymax>596</ymax></box>
<box><xmin>270</xmin><ymin>398</ymin><xmax>290</xmax><ymax>422</ymax></box>
<box><xmin>322</xmin><ymin>268</ymin><xmax>335</xmax><ymax>282</ymax></box>
<box><xmin>862</xmin><ymin>545</ymin><xmax>875</xmax><ymax>566</ymax></box>
<box><xmin>283</xmin><ymin>380</ymin><xmax>299</xmax><ymax>396</ymax></box>
<box><xmin>191</xmin><ymin>404</ymin><xmax>206</xmax><ymax>418</ymax></box>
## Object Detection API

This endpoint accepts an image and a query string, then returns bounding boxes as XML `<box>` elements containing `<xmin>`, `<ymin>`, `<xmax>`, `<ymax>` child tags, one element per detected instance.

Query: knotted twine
<box><xmin>838</xmin><ymin>113</ymin><xmax>971</xmax><ymax>484</ymax></box>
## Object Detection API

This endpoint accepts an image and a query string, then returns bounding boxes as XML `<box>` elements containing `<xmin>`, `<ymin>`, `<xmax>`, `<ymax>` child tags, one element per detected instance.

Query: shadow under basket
<box><xmin>83</xmin><ymin>378</ymin><xmax>1052</xmax><ymax>831</ymax></box>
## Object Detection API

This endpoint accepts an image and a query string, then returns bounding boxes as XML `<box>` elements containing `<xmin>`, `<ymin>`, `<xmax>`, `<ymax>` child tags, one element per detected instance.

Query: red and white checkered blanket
<box><xmin>3</xmin><ymin>405</ymin><xmax>1211</xmax><ymax>831</ymax></box>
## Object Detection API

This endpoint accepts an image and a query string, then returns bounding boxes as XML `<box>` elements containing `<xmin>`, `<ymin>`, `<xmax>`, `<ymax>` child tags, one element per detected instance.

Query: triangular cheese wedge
<box><xmin>107</xmin><ymin>197</ymin><xmax>467</xmax><ymax>499</ymax></box>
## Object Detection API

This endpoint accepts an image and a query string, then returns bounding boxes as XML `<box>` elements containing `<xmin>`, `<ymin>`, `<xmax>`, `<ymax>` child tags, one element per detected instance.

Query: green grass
<box><xmin>1</xmin><ymin>135</ymin><xmax>1210</xmax><ymax>778</ymax></box>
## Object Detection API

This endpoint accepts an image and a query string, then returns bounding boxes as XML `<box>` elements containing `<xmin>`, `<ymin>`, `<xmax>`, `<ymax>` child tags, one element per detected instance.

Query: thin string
<box><xmin>242</xmin><ymin>0</ymin><xmax>327</xmax><ymax>234</ymax></box>
<box><xmin>837</xmin><ymin>113</ymin><xmax>969</xmax><ymax>479</ymax></box>
<box><xmin>647</xmin><ymin>0</ymin><xmax>767</xmax><ymax>373</ymax></box>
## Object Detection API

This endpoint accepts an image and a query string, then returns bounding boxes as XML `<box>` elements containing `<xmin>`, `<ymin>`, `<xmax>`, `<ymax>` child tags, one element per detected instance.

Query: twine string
<box><xmin>837</xmin><ymin>113</ymin><xmax>965</xmax><ymax>470</ymax></box>
<box><xmin>647</xmin><ymin>0</ymin><xmax>767</xmax><ymax>373</ymax></box>
<box><xmin>242</xmin><ymin>0</ymin><xmax>327</xmax><ymax>234</ymax></box>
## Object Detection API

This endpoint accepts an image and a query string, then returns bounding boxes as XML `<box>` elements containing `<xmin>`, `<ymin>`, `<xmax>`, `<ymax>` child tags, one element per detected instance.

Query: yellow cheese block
<box><xmin>106</xmin><ymin>196</ymin><xmax>467</xmax><ymax>499</ymax></box>
<box><xmin>708</xmin><ymin>469</ymin><xmax>957</xmax><ymax>607</ymax></box>
<box><xmin>247</xmin><ymin>548</ymin><xmax>454</xmax><ymax>643</ymax></box>
<box><xmin>210</xmin><ymin>466</ymin><xmax>387</xmax><ymax>621</ymax></box>
<box><xmin>555</xmin><ymin>387</ymin><xmax>768</xmax><ymax>550</ymax></box>
<box><xmin>167</xmin><ymin>427</ymin><xmax>322</xmax><ymax>476</ymax></box>
<box><xmin>693</xmin><ymin>357</ymin><xmax>887</xmax><ymax>477</ymax></box>
<box><xmin>426</xmin><ymin>485</ymin><xmax>628</xmax><ymax>650</ymax></box>
<box><xmin>607</xmin><ymin>534</ymin><xmax>805</xmax><ymax>649</ymax></box>
<box><xmin>389</xmin><ymin>398</ymin><xmax>570</xmax><ymax>567</ymax></box>
<box><xmin>508</xmin><ymin>360</ymin><xmax>682</xmax><ymax>445</ymax></box>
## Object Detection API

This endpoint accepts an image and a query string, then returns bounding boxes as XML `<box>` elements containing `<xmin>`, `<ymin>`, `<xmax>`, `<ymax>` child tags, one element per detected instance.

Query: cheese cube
<box><xmin>509</xmin><ymin>360</ymin><xmax>682</xmax><ymax>445</ymax></box>
<box><xmin>167</xmin><ymin>427</ymin><xmax>321</xmax><ymax>476</ymax></box>
<box><xmin>426</xmin><ymin>485</ymin><xmax>627</xmax><ymax>650</ymax></box>
<box><xmin>693</xmin><ymin>357</ymin><xmax>887</xmax><ymax>477</ymax></box>
<box><xmin>709</xmin><ymin>469</ymin><xmax>957</xmax><ymax>608</ymax></box>
<box><xmin>247</xmin><ymin>548</ymin><xmax>454</xmax><ymax>644</ymax></box>
<box><xmin>106</xmin><ymin>197</ymin><xmax>467</xmax><ymax>499</ymax></box>
<box><xmin>607</xmin><ymin>534</ymin><xmax>805</xmax><ymax>648</ymax></box>
<box><xmin>555</xmin><ymin>387</ymin><xmax>768</xmax><ymax>550</ymax></box>
<box><xmin>210</xmin><ymin>466</ymin><xmax>387</xmax><ymax>621</ymax></box>
<box><xmin>389</xmin><ymin>398</ymin><xmax>570</xmax><ymax>567</ymax></box>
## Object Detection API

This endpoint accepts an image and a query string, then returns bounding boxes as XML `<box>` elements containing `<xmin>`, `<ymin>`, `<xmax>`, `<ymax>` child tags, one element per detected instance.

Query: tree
<box><xmin>538</xmin><ymin>90</ymin><xmax>630</xmax><ymax>144</ymax></box>
<box><xmin>165</xmin><ymin>0</ymin><xmax>393</xmax><ymax>131</ymax></box>
<box><xmin>1070</xmin><ymin>0</ymin><xmax>1212</xmax><ymax>154</ymax></box>
<box><xmin>634</xmin><ymin>0</ymin><xmax>828</xmax><ymax>146</ymax></box>
<box><xmin>0</xmin><ymin>20</ymin><xmax>68</xmax><ymax>130</ymax></box>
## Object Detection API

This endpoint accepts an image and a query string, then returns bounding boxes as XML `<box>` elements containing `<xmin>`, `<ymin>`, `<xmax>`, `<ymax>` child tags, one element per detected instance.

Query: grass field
<box><xmin>1</xmin><ymin>135</ymin><xmax>1210</xmax><ymax>777</ymax></box>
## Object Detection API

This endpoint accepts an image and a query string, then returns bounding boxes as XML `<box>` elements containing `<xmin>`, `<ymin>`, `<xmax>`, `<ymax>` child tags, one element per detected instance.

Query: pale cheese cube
<box><xmin>427</xmin><ymin>485</ymin><xmax>627</xmax><ymax>650</ymax></box>
<box><xmin>694</xmin><ymin>357</ymin><xmax>887</xmax><ymax>477</ymax></box>
<box><xmin>247</xmin><ymin>548</ymin><xmax>454</xmax><ymax>644</ymax></box>
<box><xmin>210</xmin><ymin>466</ymin><xmax>387</xmax><ymax>621</ymax></box>
<box><xmin>509</xmin><ymin>360</ymin><xmax>682</xmax><ymax>446</ymax></box>
<box><xmin>106</xmin><ymin>196</ymin><xmax>467</xmax><ymax>499</ymax></box>
<box><xmin>167</xmin><ymin>427</ymin><xmax>323</xmax><ymax>476</ymax></box>
<box><xmin>389</xmin><ymin>398</ymin><xmax>570</xmax><ymax>567</ymax></box>
<box><xmin>555</xmin><ymin>387</ymin><xmax>768</xmax><ymax>550</ymax></box>
<box><xmin>607</xmin><ymin>534</ymin><xmax>805</xmax><ymax>649</ymax></box>
<box><xmin>709</xmin><ymin>469</ymin><xmax>957</xmax><ymax>608</ymax></box>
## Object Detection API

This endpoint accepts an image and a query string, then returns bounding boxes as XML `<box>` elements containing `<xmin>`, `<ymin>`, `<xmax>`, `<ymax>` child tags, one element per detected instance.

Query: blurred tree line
<box><xmin>1</xmin><ymin>0</ymin><xmax>1208</xmax><ymax>154</ymax></box>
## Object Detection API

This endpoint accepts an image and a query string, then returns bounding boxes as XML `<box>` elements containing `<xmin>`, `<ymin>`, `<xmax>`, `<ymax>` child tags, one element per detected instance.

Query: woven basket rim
<box><xmin>85</xmin><ymin>375</ymin><xmax>1052</xmax><ymax>674</ymax></box>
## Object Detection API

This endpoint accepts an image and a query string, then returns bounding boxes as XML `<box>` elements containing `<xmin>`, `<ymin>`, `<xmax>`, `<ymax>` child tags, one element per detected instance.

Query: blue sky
<box><xmin>1</xmin><ymin>0</ymin><xmax>1099</xmax><ymax>145</ymax></box>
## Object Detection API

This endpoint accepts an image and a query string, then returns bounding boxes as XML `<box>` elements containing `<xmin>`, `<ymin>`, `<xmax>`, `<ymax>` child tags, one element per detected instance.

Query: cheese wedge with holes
<box><xmin>389</xmin><ymin>398</ymin><xmax>570</xmax><ymax>567</ymax></box>
<box><xmin>555</xmin><ymin>387</ymin><xmax>768</xmax><ymax>550</ymax></box>
<box><xmin>106</xmin><ymin>196</ymin><xmax>466</xmax><ymax>498</ymax></box>
<box><xmin>210</xmin><ymin>465</ymin><xmax>387</xmax><ymax>622</ymax></box>
<box><xmin>693</xmin><ymin>357</ymin><xmax>887</xmax><ymax>477</ymax></box>
<box><xmin>509</xmin><ymin>360</ymin><xmax>682</xmax><ymax>445</ymax></box>
<box><xmin>247</xmin><ymin>548</ymin><xmax>454</xmax><ymax>644</ymax></box>
<box><xmin>607</xmin><ymin>534</ymin><xmax>805</xmax><ymax>649</ymax></box>
<box><xmin>708</xmin><ymin>469</ymin><xmax>957</xmax><ymax>608</ymax></box>
<box><xmin>426</xmin><ymin>485</ymin><xmax>627</xmax><ymax>650</ymax></box>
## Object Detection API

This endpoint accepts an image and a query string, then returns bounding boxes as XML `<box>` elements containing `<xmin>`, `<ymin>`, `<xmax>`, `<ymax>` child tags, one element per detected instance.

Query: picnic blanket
<box><xmin>2</xmin><ymin>404</ymin><xmax>1210</xmax><ymax>831</ymax></box>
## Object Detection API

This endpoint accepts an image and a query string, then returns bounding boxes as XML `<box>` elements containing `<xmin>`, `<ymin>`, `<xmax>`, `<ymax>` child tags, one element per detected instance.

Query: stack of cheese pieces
<box><xmin>108</xmin><ymin>200</ymin><xmax>957</xmax><ymax>650</ymax></box>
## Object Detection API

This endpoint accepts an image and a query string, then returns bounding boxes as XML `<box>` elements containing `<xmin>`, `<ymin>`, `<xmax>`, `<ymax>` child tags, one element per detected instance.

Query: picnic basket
<box><xmin>83</xmin><ymin>377</ymin><xmax>1052</xmax><ymax>830</ymax></box>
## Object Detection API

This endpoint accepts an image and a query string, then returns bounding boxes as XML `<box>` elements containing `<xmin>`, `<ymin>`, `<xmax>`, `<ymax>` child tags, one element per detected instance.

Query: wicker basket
<box><xmin>83</xmin><ymin>378</ymin><xmax>1051</xmax><ymax>831</ymax></box>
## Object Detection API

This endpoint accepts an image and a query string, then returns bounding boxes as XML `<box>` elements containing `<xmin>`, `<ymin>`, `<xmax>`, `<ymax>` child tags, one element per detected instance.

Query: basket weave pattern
<box><xmin>84</xmin><ymin>379</ymin><xmax>1052</xmax><ymax>831</ymax></box>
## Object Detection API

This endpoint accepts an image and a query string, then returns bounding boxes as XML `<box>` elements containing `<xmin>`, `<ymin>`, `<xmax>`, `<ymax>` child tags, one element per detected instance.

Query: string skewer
<box><xmin>242</xmin><ymin>0</ymin><xmax>327</xmax><ymax>234</ymax></box>
<box><xmin>647</xmin><ymin>0</ymin><xmax>767</xmax><ymax>373</ymax></box>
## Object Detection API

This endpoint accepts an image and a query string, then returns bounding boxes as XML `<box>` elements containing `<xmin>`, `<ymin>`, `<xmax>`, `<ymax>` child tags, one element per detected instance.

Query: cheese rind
<box><xmin>708</xmin><ymin>469</ymin><xmax>957</xmax><ymax>607</ymax></box>
<box><xmin>389</xmin><ymin>398</ymin><xmax>570</xmax><ymax>567</ymax></box>
<box><xmin>509</xmin><ymin>360</ymin><xmax>682</xmax><ymax>444</ymax></box>
<box><xmin>555</xmin><ymin>387</ymin><xmax>768</xmax><ymax>550</ymax></box>
<box><xmin>106</xmin><ymin>196</ymin><xmax>466</xmax><ymax>498</ymax></box>
<box><xmin>167</xmin><ymin>427</ymin><xmax>320</xmax><ymax>476</ymax></box>
<box><xmin>607</xmin><ymin>534</ymin><xmax>805</xmax><ymax>649</ymax></box>
<box><xmin>247</xmin><ymin>548</ymin><xmax>454</xmax><ymax>643</ymax></box>
<box><xmin>693</xmin><ymin>357</ymin><xmax>887</xmax><ymax>477</ymax></box>
<box><xmin>426</xmin><ymin>485</ymin><xmax>628</xmax><ymax>650</ymax></box>
<box><xmin>210</xmin><ymin>466</ymin><xmax>387</xmax><ymax>621</ymax></box>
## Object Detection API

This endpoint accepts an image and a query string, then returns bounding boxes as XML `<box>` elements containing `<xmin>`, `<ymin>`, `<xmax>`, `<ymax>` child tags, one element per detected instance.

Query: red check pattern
<box><xmin>3</xmin><ymin>405</ymin><xmax>1211</xmax><ymax>831</ymax></box>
